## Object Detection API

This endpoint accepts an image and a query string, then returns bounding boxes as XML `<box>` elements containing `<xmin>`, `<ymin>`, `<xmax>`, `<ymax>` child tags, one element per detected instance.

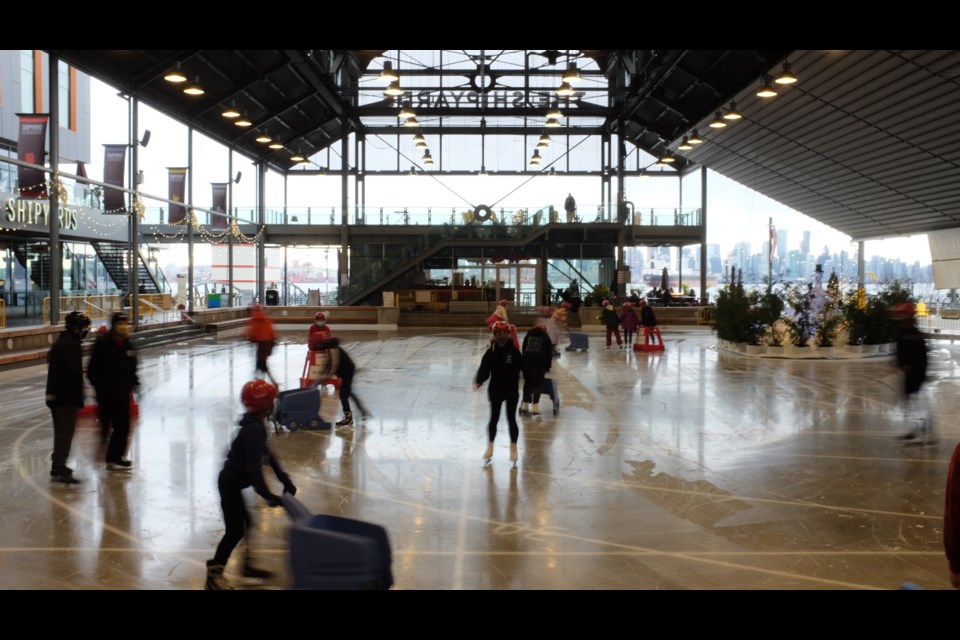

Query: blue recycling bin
<box><xmin>206</xmin><ymin>293</ymin><xmax>221</xmax><ymax>308</ymax></box>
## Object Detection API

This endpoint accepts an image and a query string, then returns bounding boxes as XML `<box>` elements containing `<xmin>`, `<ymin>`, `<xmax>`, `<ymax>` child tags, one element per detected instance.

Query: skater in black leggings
<box><xmin>474</xmin><ymin>321</ymin><xmax>524</xmax><ymax>464</ymax></box>
<box><xmin>317</xmin><ymin>337</ymin><xmax>369</xmax><ymax>429</ymax></box>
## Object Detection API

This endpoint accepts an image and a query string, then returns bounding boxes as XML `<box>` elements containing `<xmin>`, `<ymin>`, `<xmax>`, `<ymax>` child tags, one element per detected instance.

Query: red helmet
<box><xmin>241</xmin><ymin>379</ymin><xmax>279</xmax><ymax>412</ymax></box>
<box><xmin>534</xmin><ymin>323</ymin><xmax>548</xmax><ymax>333</ymax></box>
<box><xmin>602</xmin><ymin>299</ymin><xmax>610</xmax><ymax>307</ymax></box>
<box><xmin>491</xmin><ymin>320</ymin><xmax>510</xmax><ymax>334</ymax></box>
<box><xmin>499</xmin><ymin>299</ymin><xmax>509</xmax><ymax>307</ymax></box>
<box><xmin>314</xmin><ymin>311</ymin><xmax>327</xmax><ymax>321</ymax></box>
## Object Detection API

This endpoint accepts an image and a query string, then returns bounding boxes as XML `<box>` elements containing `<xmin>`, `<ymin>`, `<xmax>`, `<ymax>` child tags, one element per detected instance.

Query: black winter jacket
<box><xmin>45</xmin><ymin>331</ymin><xmax>85</xmax><ymax>407</ymax></box>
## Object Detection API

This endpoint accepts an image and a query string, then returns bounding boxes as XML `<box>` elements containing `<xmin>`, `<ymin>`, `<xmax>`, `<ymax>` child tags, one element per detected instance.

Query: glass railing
<box><xmin>136</xmin><ymin>205</ymin><xmax>702</xmax><ymax>229</ymax></box>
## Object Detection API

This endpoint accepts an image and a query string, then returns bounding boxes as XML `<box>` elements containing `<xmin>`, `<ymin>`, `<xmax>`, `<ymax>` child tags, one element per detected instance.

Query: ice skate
<box><xmin>482</xmin><ymin>442</ymin><xmax>494</xmax><ymax>465</ymax></box>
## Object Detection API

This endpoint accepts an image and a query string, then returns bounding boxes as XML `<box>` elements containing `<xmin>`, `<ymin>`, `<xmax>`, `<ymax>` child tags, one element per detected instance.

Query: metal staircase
<box><xmin>91</xmin><ymin>242</ymin><xmax>165</xmax><ymax>294</ymax></box>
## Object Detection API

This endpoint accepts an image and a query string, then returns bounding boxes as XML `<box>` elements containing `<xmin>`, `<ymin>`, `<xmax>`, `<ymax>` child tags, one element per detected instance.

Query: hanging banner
<box><xmin>168</xmin><ymin>168</ymin><xmax>188</xmax><ymax>223</ymax></box>
<box><xmin>210</xmin><ymin>182</ymin><xmax>228</xmax><ymax>230</ymax></box>
<box><xmin>102</xmin><ymin>144</ymin><xmax>127</xmax><ymax>213</ymax></box>
<box><xmin>16</xmin><ymin>114</ymin><xmax>48</xmax><ymax>198</ymax></box>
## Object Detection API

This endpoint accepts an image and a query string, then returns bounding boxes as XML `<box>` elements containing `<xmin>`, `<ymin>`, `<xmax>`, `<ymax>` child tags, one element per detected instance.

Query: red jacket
<box><xmin>308</xmin><ymin>323</ymin><xmax>332</xmax><ymax>350</ymax></box>
<box><xmin>245</xmin><ymin>309</ymin><xmax>276</xmax><ymax>343</ymax></box>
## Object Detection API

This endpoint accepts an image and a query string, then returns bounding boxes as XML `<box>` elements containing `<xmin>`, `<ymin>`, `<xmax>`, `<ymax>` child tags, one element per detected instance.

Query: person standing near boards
<box><xmin>564</xmin><ymin>193</ymin><xmax>576</xmax><ymax>223</ymax></box>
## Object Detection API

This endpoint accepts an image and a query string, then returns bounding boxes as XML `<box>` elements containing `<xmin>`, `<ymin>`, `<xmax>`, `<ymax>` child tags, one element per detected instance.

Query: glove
<box><xmin>282</xmin><ymin>479</ymin><xmax>297</xmax><ymax>496</ymax></box>
<box><xmin>265</xmin><ymin>493</ymin><xmax>283</xmax><ymax>508</ymax></box>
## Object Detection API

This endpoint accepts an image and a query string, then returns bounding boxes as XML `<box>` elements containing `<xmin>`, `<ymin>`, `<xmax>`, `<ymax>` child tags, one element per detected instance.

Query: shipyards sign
<box><xmin>5</xmin><ymin>196</ymin><xmax>78</xmax><ymax>230</ymax></box>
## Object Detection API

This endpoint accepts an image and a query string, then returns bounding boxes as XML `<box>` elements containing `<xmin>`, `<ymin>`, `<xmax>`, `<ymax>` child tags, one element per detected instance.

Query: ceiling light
<box><xmin>529</xmin><ymin>149</ymin><xmax>542</xmax><ymax>166</ymax></box>
<box><xmin>556</xmin><ymin>81</ymin><xmax>576</xmax><ymax>97</ymax></box>
<box><xmin>655</xmin><ymin>158</ymin><xmax>671</xmax><ymax>167</ymax></box>
<box><xmin>546</xmin><ymin>103</ymin><xmax>563</xmax><ymax>119</ymax></box>
<box><xmin>756</xmin><ymin>75</ymin><xmax>778</xmax><ymax>98</ymax></box>
<box><xmin>545</xmin><ymin>117</ymin><xmax>561</xmax><ymax>128</ymax></box>
<box><xmin>677</xmin><ymin>138</ymin><xmax>693</xmax><ymax>151</ymax></box>
<box><xmin>255</xmin><ymin>134</ymin><xmax>272</xmax><ymax>143</ymax></box>
<box><xmin>415</xmin><ymin>138</ymin><xmax>428</xmax><ymax>149</ymax></box>
<box><xmin>708</xmin><ymin>111</ymin><xmax>727</xmax><ymax>128</ymax></box>
<box><xmin>536</xmin><ymin>139</ymin><xmax>549</xmax><ymax>149</ymax></box>
<box><xmin>562</xmin><ymin>61</ymin><xmax>582</xmax><ymax>83</ymax></box>
<box><xmin>660</xmin><ymin>151</ymin><xmax>675</xmax><ymax>163</ymax></box>
<box><xmin>290</xmin><ymin>153</ymin><xmax>305</xmax><ymax>162</ymax></box>
<box><xmin>687</xmin><ymin>130</ymin><xmax>704</xmax><ymax>145</ymax></box>
<box><xmin>268</xmin><ymin>141</ymin><xmax>283</xmax><ymax>149</ymax></box>
<box><xmin>234</xmin><ymin>116</ymin><xmax>252</xmax><ymax>127</ymax></box>
<box><xmin>538</xmin><ymin>133</ymin><xmax>552</xmax><ymax>146</ymax></box>
<box><xmin>412</xmin><ymin>132</ymin><xmax>426</xmax><ymax>144</ymax></box>
<box><xmin>774</xmin><ymin>61</ymin><xmax>798</xmax><ymax>85</ymax></box>
<box><xmin>403</xmin><ymin>116</ymin><xmax>419</xmax><ymax>127</ymax></box>
<box><xmin>384</xmin><ymin>80</ymin><xmax>404</xmax><ymax>97</ymax></box>
<box><xmin>398</xmin><ymin>102</ymin><xmax>416</xmax><ymax>120</ymax></box>
<box><xmin>183</xmin><ymin>77</ymin><xmax>204</xmax><ymax>96</ymax></box>
<box><xmin>221</xmin><ymin>105</ymin><xmax>241</xmax><ymax>118</ymax></box>
<box><xmin>163</xmin><ymin>64</ymin><xmax>187</xmax><ymax>83</ymax></box>
<box><xmin>422</xmin><ymin>150</ymin><xmax>432</xmax><ymax>162</ymax></box>
<box><xmin>723</xmin><ymin>101</ymin><xmax>743</xmax><ymax>120</ymax></box>
<box><xmin>379</xmin><ymin>61</ymin><xmax>399</xmax><ymax>82</ymax></box>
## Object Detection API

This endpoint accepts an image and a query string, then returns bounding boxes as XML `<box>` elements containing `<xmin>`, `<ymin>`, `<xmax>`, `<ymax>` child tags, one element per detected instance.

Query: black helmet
<box><xmin>64</xmin><ymin>311</ymin><xmax>91</xmax><ymax>332</ymax></box>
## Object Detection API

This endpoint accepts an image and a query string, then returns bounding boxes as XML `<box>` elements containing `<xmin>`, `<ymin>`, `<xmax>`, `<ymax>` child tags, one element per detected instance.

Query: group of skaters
<box><xmin>42</xmin><ymin>297</ymin><xmax>960</xmax><ymax>589</ymax></box>
<box><xmin>599</xmin><ymin>298</ymin><xmax>658</xmax><ymax>349</ymax></box>
<box><xmin>475</xmin><ymin>307</ymin><xmax>554</xmax><ymax>465</ymax></box>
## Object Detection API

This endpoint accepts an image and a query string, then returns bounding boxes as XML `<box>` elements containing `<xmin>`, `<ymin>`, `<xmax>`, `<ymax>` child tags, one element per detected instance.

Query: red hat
<box><xmin>314</xmin><ymin>311</ymin><xmax>327</xmax><ymax>321</ymax></box>
<box><xmin>491</xmin><ymin>320</ymin><xmax>510</xmax><ymax>333</ymax></box>
<box><xmin>241</xmin><ymin>379</ymin><xmax>279</xmax><ymax>412</ymax></box>
<box><xmin>499</xmin><ymin>299</ymin><xmax>509</xmax><ymax>307</ymax></box>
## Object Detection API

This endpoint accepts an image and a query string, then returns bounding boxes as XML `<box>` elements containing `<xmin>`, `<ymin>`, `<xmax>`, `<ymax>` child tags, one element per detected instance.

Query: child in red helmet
<box><xmin>308</xmin><ymin>311</ymin><xmax>332</xmax><ymax>351</ymax></box>
<box><xmin>206</xmin><ymin>379</ymin><xmax>296</xmax><ymax>590</ymax></box>
<box><xmin>474</xmin><ymin>321</ymin><xmax>524</xmax><ymax>464</ymax></box>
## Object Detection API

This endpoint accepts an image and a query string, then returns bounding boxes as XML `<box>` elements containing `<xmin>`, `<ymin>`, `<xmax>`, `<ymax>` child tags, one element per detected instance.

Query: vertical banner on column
<box><xmin>102</xmin><ymin>144</ymin><xmax>128</xmax><ymax>213</ymax></box>
<box><xmin>168</xmin><ymin>168</ymin><xmax>188</xmax><ymax>223</ymax></box>
<box><xmin>16</xmin><ymin>114</ymin><xmax>49</xmax><ymax>198</ymax></box>
<box><xmin>210</xmin><ymin>183</ymin><xmax>228</xmax><ymax>230</ymax></box>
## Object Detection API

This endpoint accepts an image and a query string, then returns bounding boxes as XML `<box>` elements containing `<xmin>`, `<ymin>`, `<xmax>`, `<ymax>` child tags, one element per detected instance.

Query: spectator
<box><xmin>46</xmin><ymin>311</ymin><xmax>92</xmax><ymax>484</ymax></box>
<box><xmin>87</xmin><ymin>312</ymin><xmax>140</xmax><ymax>470</ymax></box>
<box><xmin>564</xmin><ymin>193</ymin><xmax>577</xmax><ymax>223</ymax></box>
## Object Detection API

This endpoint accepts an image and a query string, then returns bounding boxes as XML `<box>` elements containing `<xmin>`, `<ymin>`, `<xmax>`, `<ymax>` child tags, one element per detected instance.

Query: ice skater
<box><xmin>205</xmin><ymin>379</ymin><xmax>296</xmax><ymax>590</ymax></box>
<box><xmin>474</xmin><ymin>321</ymin><xmax>524</xmax><ymax>464</ymax></box>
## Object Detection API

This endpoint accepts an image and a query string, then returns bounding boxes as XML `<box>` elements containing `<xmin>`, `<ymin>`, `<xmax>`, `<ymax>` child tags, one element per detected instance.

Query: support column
<box><xmin>228</xmin><ymin>152</ymin><xmax>234</xmax><ymax>304</ymax></box>
<box><xmin>699</xmin><ymin>166</ymin><xmax>708</xmax><ymax>304</ymax></box>
<box><xmin>616</xmin><ymin>121</ymin><xmax>626</xmax><ymax>224</ymax></box>
<box><xmin>339</xmin><ymin>134</ymin><xmax>350</xmax><ymax>303</ymax></box>
<box><xmin>48</xmin><ymin>52</ymin><xmax>61</xmax><ymax>326</ymax></box>
<box><xmin>857</xmin><ymin>240</ymin><xmax>865</xmax><ymax>288</ymax></box>
<box><xmin>187</xmin><ymin>127</ymin><xmax>194</xmax><ymax>313</ymax></box>
<box><xmin>129</xmin><ymin>96</ymin><xmax>140</xmax><ymax>325</ymax></box>
<box><xmin>258</xmin><ymin>161</ymin><xmax>266</xmax><ymax>304</ymax></box>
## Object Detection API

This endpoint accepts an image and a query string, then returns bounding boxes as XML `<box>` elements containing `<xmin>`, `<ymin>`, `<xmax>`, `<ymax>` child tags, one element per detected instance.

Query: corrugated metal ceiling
<box><xmin>676</xmin><ymin>50</ymin><xmax>960</xmax><ymax>241</ymax></box>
